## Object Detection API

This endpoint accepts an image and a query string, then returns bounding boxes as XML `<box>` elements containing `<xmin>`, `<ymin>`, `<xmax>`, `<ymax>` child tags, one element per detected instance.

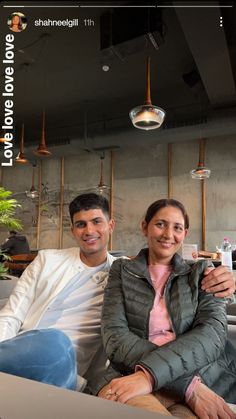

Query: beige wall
<box><xmin>0</xmin><ymin>135</ymin><xmax>235</xmax><ymax>256</ymax></box>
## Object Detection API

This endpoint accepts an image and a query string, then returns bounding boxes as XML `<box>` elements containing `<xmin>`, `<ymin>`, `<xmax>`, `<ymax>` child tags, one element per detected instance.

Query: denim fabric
<box><xmin>0</xmin><ymin>329</ymin><xmax>77</xmax><ymax>390</ymax></box>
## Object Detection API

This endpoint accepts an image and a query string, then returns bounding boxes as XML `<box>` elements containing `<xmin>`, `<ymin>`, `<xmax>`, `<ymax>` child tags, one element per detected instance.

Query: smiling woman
<box><xmin>141</xmin><ymin>199</ymin><xmax>188</xmax><ymax>266</ymax></box>
<box><xmin>96</xmin><ymin>198</ymin><xmax>236</xmax><ymax>418</ymax></box>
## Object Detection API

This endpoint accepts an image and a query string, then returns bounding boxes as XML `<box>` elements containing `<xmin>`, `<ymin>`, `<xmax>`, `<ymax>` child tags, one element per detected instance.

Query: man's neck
<box><xmin>80</xmin><ymin>250</ymin><xmax>108</xmax><ymax>267</ymax></box>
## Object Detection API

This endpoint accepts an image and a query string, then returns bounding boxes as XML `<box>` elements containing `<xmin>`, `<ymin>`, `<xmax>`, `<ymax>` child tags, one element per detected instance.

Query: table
<box><xmin>0</xmin><ymin>373</ymin><xmax>175</xmax><ymax>419</ymax></box>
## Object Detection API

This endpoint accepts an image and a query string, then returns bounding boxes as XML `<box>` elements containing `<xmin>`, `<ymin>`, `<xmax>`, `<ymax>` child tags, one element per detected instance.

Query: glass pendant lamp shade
<box><xmin>129</xmin><ymin>57</ymin><xmax>165</xmax><ymax>130</ymax></box>
<box><xmin>97</xmin><ymin>183</ymin><xmax>108</xmax><ymax>194</ymax></box>
<box><xmin>190</xmin><ymin>164</ymin><xmax>211</xmax><ymax>179</ymax></box>
<box><xmin>25</xmin><ymin>164</ymin><xmax>39</xmax><ymax>199</ymax></box>
<box><xmin>96</xmin><ymin>156</ymin><xmax>108</xmax><ymax>194</ymax></box>
<box><xmin>190</xmin><ymin>139</ymin><xmax>211</xmax><ymax>179</ymax></box>
<box><xmin>26</xmin><ymin>187</ymin><xmax>39</xmax><ymax>199</ymax></box>
<box><xmin>129</xmin><ymin>105</ymin><xmax>165</xmax><ymax>130</ymax></box>
<box><xmin>15</xmin><ymin>124</ymin><xmax>28</xmax><ymax>164</ymax></box>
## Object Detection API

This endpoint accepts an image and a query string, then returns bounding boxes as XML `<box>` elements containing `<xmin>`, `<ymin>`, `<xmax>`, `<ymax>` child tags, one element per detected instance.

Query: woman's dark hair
<box><xmin>69</xmin><ymin>193</ymin><xmax>110</xmax><ymax>223</ymax></box>
<box><xmin>144</xmin><ymin>199</ymin><xmax>189</xmax><ymax>229</ymax></box>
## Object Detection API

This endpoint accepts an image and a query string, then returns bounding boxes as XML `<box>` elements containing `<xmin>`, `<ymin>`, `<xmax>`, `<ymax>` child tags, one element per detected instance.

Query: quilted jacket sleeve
<box><xmin>101</xmin><ymin>259</ymin><xmax>228</xmax><ymax>398</ymax></box>
<box><xmin>139</xmin><ymin>288</ymin><xmax>227</xmax><ymax>393</ymax></box>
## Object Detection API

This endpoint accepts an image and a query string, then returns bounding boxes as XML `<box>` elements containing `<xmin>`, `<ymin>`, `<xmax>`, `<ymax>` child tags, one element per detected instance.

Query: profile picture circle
<box><xmin>7</xmin><ymin>12</ymin><xmax>27</xmax><ymax>33</ymax></box>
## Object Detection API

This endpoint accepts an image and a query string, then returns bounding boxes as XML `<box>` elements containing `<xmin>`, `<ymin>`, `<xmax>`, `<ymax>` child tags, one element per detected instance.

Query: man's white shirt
<box><xmin>38</xmin><ymin>260</ymin><xmax>109</xmax><ymax>378</ymax></box>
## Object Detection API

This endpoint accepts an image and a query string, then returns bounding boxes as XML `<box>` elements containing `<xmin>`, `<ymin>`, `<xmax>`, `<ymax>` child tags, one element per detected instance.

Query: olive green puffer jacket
<box><xmin>94</xmin><ymin>249</ymin><xmax>236</xmax><ymax>402</ymax></box>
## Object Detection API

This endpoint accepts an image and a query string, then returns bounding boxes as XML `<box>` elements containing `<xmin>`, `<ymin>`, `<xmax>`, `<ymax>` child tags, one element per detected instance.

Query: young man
<box><xmin>0</xmin><ymin>193</ymin><xmax>234</xmax><ymax>390</ymax></box>
<box><xmin>0</xmin><ymin>193</ymin><xmax>115</xmax><ymax>390</ymax></box>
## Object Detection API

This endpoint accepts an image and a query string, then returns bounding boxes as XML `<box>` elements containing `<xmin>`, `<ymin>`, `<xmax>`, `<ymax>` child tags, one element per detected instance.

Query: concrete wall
<box><xmin>0</xmin><ymin>134</ymin><xmax>235</xmax><ymax>256</ymax></box>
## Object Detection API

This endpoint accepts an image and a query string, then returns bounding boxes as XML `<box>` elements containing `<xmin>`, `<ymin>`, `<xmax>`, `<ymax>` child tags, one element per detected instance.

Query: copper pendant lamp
<box><xmin>97</xmin><ymin>155</ymin><xmax>108</xmax><ymax>194</ymax></box>
<box><xmin>190</xmin><ymin>139</ymin><xmax>211</xmax><ymax>179</ymax></box>
<box><xmin>25</xmin><ymin>163</ymin><xmax>39</xmax><ymax>199</ymax></box>
<box><xmin>33</xmin><ymin>111</ymin><xmax>51</xmax><ymax>157</ymax></box>
<box><xmin>129</xmin><ymin>57</ymin><xmax>166</xmax><ymax>130</ymax></box>
<box><xmin>15</xmin><ymin>124</ymin><xmax>28</xmax><ymax>164</ymax></box>
<box><xmin>0</xmin><ymin>130</ymin><xmax>6</xmax><ymax>143</ymax></box>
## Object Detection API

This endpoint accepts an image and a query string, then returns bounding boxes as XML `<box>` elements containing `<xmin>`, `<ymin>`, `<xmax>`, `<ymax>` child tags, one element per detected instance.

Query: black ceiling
<box><xmin>0</xmin><ymin>0</ymin><xmax>236</xmax><ymax>151</ymax></box>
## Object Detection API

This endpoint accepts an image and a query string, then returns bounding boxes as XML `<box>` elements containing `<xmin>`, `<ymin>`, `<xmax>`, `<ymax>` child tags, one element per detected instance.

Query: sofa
<box><xmin>1</xmin><ymin>276</ymin><xmax>235</xmax><ymax>344</ymax></box>
<box><xmin>0</xmin><ymin>276</ymin><xmax>17</xmax><ymax>310</ymax></box>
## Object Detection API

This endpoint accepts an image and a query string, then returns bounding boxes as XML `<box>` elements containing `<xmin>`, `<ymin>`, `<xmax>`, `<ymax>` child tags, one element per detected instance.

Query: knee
<box><xmin>39</xmin><ymin>329</ymin><xmax>75</xmax><ymax>359</ymax></box>
<box><xmin>28</xmin><ymin>328</ymin><xmax>73</xmax><ymax>349</ymax></box>
<box><xmin>38</xmin><ymin>328</ymin><xmax>71</xmax><ymax>345</ymax></box>
<box><xmin>34</xmin><ymin>329</ymin><xmax>77</xmax><ymax>389</ymax></box>
<box><xmin>18</xmin><ymin>329</ymin><xmax>76</xmax><ymax>365</ymax></box>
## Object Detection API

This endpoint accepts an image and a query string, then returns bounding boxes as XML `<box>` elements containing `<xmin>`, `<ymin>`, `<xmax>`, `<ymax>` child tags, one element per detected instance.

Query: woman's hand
<box><xmin>98</xmin><ymin>371</ymin><xmax>151</xmax><ymax>404</ymax></box>
<box><xmin>188</xmin><ymin>382</ymin><xmax>236</xmax><ymax>419</ymax></box>
<box><xmin>201</xmin><ymin>265</ymin><xmax>235</xmax><ymax>297</ymax></box>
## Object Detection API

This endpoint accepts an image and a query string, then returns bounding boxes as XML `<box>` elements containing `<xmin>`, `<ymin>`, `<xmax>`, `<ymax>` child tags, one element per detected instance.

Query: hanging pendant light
<box><xmin>15</xmin><ymin>124</ymin><xmax>28</xmax><ymax>164</ymax></box>
<box><xmin>190</xmin><ymin>139</ymin><xmax>211</xmax><ymax>179</ymax></box>
<box><xmin>129</xmin><ymin>57</ymin><xmax>165</xmax><ymax>130</ymax></box>
<box><xmin>97</xmin><ymin>155</ymin><xmax>108</xmax><ymax>194</ymax></box>
<box><xmin>0</xmin><ymin>130</ymin><xmax>6</xmax><ymax>143</ymax></box>
<box><xmin>25</xmin><ymin>163</ymin><xmax>39</xmax><ymax>199</ymax></box>
<box><xmin>33</xmin><ymin>111</ymin><xmax>51</xmax><ymax>157</ymax></box>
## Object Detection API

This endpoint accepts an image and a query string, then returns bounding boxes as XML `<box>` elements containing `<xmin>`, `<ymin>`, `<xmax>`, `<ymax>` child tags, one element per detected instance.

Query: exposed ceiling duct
<box><xmin>100</xmin><ymin>7</ymin><xmax>164</xmax><ymax>62</ymax></box>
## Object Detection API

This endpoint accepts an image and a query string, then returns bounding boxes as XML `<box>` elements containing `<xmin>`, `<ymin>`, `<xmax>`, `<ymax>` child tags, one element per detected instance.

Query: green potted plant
<box><xmin>0</xmin><ymin>187</ymin><xmax>22</xmax><ymax>279</ymax></box>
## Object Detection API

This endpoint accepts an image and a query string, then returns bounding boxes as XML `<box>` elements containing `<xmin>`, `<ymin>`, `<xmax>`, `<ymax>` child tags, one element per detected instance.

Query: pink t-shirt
<box><xmin>148</xmin><ymin>263</ymin><xmax>175</xmax><ymax>346</ymax></box>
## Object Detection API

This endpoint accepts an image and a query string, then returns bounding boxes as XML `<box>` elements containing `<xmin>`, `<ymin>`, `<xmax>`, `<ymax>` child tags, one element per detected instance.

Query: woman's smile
<box><xmin>157</xmin><ymin>240</ymin><xmax>175</xmax><ymax>248</ymax></box>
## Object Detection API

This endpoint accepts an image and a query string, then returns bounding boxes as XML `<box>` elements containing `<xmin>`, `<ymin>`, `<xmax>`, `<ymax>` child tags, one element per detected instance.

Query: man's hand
<box><xmin>98</xmin><ymin>371</ymin><xmax>151</xmax><ymax>404</ymax></box>
<box><xmin>201</xmin><ymin>265</ymin><xmax>235</xmax><ymax>297</ymax></box>
<box><xmin>188</xmin><ymin>382</ymin><xmax>236</xmax><ymax>419</ymax></box>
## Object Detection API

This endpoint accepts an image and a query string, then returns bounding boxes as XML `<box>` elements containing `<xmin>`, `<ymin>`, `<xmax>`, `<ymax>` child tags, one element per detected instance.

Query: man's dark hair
<box><xmin>9</xmin><ymin>230</ymin><xmax>17</xmax><ymax>235</ymax></box>
<box><xmin>69</xmin><ymin>193</ymin><xmax>110</xmax><ymax>223</ymax></box>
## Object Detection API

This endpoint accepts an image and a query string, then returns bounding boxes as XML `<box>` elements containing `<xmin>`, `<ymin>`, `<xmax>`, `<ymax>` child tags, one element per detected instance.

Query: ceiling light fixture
<box><xmin>25</xmin><ymin>163</ymin><xmax>39</xmax><ymax>199</ymax></box>
<box><xmin>190</xmin><ymin>139</ymin><xmax>211</xmax><ymax>179</ymax></box>
<box><xmin>129</xmin><ymin>57</ymin><xmax>165</xmax><ymax>130</ymax></box>
<box><xmin>0</xmin><ymin>130</ymin><xmax>6</xmax><ymax>143</ymax></box>
<box><xmin>97</xmin><ymin>154</ymin><xmax>108</xmax><ymax>194</ymax></box>
<box><xmin>102</xmin><ymin>64</ymin><xmax>110</xmax><ymax>72</ymax></box>
<box><xmin>33</xmin><ymin>111</ymin><xmax>51</xmax><ymax>157</ymax></box>
<box><xmin>15</xmin><ymin>124</ymin><xmax>28</xmax><ymax>164</ymax></box>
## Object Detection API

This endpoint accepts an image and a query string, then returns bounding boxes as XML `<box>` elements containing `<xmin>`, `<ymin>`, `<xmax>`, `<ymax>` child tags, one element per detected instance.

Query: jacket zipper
<box><xmin>123</xmin><ymin>265</ymin><xmax>155</xmax><ymax>338</ymax></box>
<box><xmin>164</xmin><ymin>273</ymin><xmax>178</xmax><ymax>335</ymax></box>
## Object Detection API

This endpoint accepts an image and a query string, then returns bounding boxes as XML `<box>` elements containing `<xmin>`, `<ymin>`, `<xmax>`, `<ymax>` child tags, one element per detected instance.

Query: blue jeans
<box><xmin>0</xmin><ymin>329</ymin><xmax>77</xmax><ymax>390</ymax></box>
